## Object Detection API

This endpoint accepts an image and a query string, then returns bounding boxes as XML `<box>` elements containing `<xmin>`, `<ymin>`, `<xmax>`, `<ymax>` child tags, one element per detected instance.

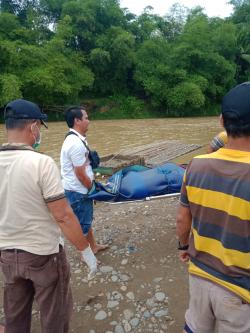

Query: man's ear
<box><xmin>30</xmin><ymin>122</ymin><xmax>35</xmax><ymax>134</ymax></box>
<box><xmin>220</xmin><ymin>114</ymin><xmax>224</xmax><ymax>128</ymax></box>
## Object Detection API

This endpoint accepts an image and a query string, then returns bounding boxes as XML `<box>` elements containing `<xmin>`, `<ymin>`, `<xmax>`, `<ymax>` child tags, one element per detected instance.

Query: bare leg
<box><xmin>0</xmin><ymin>325</ymin><xmax>4</xmax><ymax>333</ymax></box>
<box><xmin>86</xmin><ymin>227</ymin><xmax>109</xmax><ymax>254</ymax></box>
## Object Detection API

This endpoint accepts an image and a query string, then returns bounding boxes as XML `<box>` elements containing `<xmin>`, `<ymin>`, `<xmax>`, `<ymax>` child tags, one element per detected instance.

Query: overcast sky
<box><xmin>119</xmin><ymin>0</ymin><xmax>234</xmax><ymax>18</ymax></box>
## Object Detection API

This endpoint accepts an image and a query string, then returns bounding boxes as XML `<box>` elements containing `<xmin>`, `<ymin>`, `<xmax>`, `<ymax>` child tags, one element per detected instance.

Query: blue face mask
<box><xmin>31</xmin><ymin>123</ymin><xmax>42</xmax><ymax>149</ymax></box>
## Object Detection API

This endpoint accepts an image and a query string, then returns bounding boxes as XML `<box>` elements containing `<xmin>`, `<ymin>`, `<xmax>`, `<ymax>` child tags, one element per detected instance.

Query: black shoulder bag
<box><xmin>65</xmin><ymin>132</ymin><xmax>100</xmax><ymax>169</ymax></box>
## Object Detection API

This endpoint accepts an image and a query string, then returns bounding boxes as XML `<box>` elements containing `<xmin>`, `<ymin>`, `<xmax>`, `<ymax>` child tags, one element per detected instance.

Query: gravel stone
<box><xmin>95</xmin><ymin>310</ymin><xmax>107</xmax><ymax>320</ymax></box>
<box><xmin>100</xmin><ymin>266</ymin><xmax>113</xmax><ymax>273</ymax></box>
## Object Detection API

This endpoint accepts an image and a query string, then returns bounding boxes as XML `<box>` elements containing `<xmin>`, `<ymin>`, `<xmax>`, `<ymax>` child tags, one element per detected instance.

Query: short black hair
<box><xmin>64</xmin><ymin>106</ymin><xmax>85</xmax><ymax>128</ymax></box>
<box><xmin>223</xmin><ymin>112</ymin><xmax>250</xmax><ymax>137</ymax></box>
<box><xmin>5</xmin><ymin>118</ymin><xmax>34</xmax><ymax>130</ymax></box>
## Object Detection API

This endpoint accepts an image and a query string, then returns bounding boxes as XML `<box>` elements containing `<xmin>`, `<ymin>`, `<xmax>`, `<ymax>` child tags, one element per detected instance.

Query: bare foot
<box><xmin>92</xmin><ymin>244</ymin><xmax>109</xmax><ymax>255</ymax></box>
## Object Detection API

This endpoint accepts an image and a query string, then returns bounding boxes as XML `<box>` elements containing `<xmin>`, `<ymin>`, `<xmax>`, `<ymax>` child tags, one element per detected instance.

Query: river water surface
<box><xmin>0</xmin><ymin>117</ymin><xmax>222</xmax><ymax>165</ymax></box>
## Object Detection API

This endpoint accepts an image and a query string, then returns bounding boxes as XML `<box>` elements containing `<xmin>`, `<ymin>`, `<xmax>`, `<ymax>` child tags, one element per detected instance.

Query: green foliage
<box><xmin>0</xmin><ymin>0</ymin><xmax>249</xmax><ymax>118</ymax></box>
<box><xmin>0</xmin><ymin>74</ymin><xmax>22</xmax><ymax>105</ymax></box>
<box><xmin>0</xmin><ymin>13</ymin><xmax>20</xmax><ymax>39</ymax></box>
<box><xmin>89</xmin><ymin>95</ymin><xmax>147</xmax><ymax>119</ymax></box>
<box><xmin>134</xmin><ymin>38</ymin><xmax>171</xmax><ymax>106</ymax></box>
<box><xmin>229</xmin><ymin>2</ymin><xmax>250</xmax><ymax>82</ymax></box>
<box><xmin>173</xmin><ymin>13</ymin><xmax>237</xmax><ymax>100</ymax></box>
<box><xmin>167</xmin><ymin>82</ymin><xmax>205</xmax><ymax>114</ymax></box>
<box><xmin>22</xmin><ymin>43</ymin><xmax>94</xmax><ymax>104</ymax></box>
<box><xmin>230</xmin><ymin>0</ymin><xmax>250</xmax><ymax>24</ymax></box>
<box><xmin>90</xmin><ymin>26</ymin><xmax>135</xmax><ymax>94</ymax></box>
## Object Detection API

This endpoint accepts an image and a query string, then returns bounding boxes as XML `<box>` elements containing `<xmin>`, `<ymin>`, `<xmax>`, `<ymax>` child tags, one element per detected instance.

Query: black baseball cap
<box><xmin>222</xmin><ymin>82</ymin><xmax>250</xmax><ymax>122</ymax></box>
<box><xmin>4</xmin><ymin>99</ymin><xmax>48</xmax><ymax>128</ymax></box>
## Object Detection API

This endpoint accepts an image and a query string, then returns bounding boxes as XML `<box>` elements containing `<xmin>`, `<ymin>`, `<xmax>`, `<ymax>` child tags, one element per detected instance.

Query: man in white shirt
<box><xmin>60</xmin><ymin>106</ymin><xmax>108</xmax><ymax>256</ymax></box>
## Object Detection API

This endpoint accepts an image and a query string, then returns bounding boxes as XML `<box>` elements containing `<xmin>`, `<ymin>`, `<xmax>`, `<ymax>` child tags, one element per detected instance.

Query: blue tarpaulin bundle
<box><xmin>88</xmin><ymin>163</ymin><xmax>185</xmax><ymax>202</ymax></box>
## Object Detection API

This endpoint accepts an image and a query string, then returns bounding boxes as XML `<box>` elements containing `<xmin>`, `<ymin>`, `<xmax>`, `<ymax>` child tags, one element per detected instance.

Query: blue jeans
<box><xmin>64</xmin><ymin>190</ymin><xmax>93</xmax><ymax>235</ymax></box>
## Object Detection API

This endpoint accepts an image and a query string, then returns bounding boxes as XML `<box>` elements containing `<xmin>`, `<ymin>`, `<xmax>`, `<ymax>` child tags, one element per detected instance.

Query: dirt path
<box><xmin>0</xmin><ymin>197</ymin><xmax>189</xmax><ymax>333</ymax></box>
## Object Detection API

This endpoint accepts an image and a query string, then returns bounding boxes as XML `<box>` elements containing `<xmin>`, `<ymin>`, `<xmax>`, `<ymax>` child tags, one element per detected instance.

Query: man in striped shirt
<box><xmin>176</xmin><ymin>82</ymin><xmax>250</xmax><ymax>333</ymax></box>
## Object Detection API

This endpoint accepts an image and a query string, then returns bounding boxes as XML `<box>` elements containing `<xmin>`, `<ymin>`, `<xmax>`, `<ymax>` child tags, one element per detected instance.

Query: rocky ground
<box><xmin>0</xmin><ymin>197</ymin><xmax>189</xmax><ymax>333</ymax></box>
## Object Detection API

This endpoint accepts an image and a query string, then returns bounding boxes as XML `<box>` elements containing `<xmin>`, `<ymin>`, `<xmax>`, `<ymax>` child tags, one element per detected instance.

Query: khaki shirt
<box><xmin>0</xmin><ymin>144</ymin><xmax>65</xmax><ymax>255</ymax></box>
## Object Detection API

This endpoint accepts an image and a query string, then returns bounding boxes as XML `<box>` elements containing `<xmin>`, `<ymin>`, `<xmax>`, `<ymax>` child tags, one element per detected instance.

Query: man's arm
<box><xmin>67</xmin><ymin>139</ymin><xmax>93</xmax><ymax>190</ymax></box>
<box><xmin>74</xmin><ymin>161</ymin><xmax>92</xmax><ymax>190</ymax></box>
<box><xmin>47</xmin><ymin>197</ymin><xmax>90</xmax><ymax>251</ymax></box>
<box><xmin>41</xmin><ymin>156</ymin><xmax>97</xmax><ymax>277</ymax></box>
<box><xmin>47</xmin><ymin>198</ymin><xmax>97</xmax><ymax>278</ymax></box>
<box><xmin>176</xmin><ymin>204</ymin><xmax>192</xmax><ymax>262</ymax></box>
<box><xmin>207</xmin><ymin>131</ymin><xmax>227</xmax><ymax>153</ymax></box>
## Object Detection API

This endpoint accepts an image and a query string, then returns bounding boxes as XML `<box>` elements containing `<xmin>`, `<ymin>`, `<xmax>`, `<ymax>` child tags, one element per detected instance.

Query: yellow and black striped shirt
<box><xmin>181</xmin><ymin>148</ymin><xmax>250</xmax><ymax>302</ymax></box>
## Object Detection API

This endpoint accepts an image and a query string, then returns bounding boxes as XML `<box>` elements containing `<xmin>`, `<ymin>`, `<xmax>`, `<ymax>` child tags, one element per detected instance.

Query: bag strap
<box><xmin>65</xmin><ymin>131</ymin><xmax>90</xmax><ymax>151</ymax></box>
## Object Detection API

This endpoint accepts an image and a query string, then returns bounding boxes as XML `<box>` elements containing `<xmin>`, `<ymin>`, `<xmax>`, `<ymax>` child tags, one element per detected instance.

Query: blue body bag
<box><xmin>88</xmin><ymin>163</ymin><xmax>184</xmax><ymax>202</ymax></box>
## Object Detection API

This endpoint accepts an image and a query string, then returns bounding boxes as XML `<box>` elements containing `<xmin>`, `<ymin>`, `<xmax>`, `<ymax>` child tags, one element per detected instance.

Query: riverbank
<box><xmin>0</xmin><ymin>196</ymin><xmax>189</xmax><ymax>333</ymax></box>
<box><xmin>0</xmin><ymin>96</ymin><xmax>220</xmax><ymax>124</ymax></box>
<box><xmin>45</xmin><ymin>97</ymin><xmax>219</xmax><ymax>121</ymax></box>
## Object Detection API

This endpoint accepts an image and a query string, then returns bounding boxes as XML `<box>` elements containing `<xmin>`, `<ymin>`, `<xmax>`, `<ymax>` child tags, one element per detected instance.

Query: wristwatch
<box><xmin>177</xmin><ymin>241</ymin><xmax>189</xmax><ymax>251</ymax></box>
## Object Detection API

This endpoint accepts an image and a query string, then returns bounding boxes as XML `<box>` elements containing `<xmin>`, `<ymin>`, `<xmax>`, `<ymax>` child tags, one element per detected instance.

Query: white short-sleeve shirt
<box><xmin>60</xmin><ymin>129</ymin><xmax>94</xmax><ymax>194</ymax></box>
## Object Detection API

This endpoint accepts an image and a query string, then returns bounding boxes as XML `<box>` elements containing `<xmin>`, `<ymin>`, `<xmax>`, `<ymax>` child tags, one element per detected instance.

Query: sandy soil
<box><xmin>0</xmin><ymin>197</ymin><xmax>189</xmax><ymax>333</ymax></box>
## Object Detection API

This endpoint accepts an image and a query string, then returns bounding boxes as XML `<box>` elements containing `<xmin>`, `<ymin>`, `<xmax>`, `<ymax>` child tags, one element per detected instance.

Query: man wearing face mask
<box><xmin>0</xmin><ymin>99</ymin><xmax>97</xmax><ymax>333</ymax></box>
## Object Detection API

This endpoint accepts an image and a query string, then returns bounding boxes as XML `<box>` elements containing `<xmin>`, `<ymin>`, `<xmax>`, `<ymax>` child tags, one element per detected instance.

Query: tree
<box><xmin>0</xmin><ymin>0</ymin><xmax>21</xmax><ymax>15</ymax></box>
<box><xmin>134</xmin><ymin>38</ymin><xmax>171</xmax><ymax>108</ymax></box>
<box><xmin>0</xmin><ymin>74</ymin><xmax>22</xmax><ymax>105</ymax></box>
<box><xmin>61</xmin><ymin>0</ymin><xmax>127</xmax><ymax>52</ymax></box>
<box><xmin>90</xmin><ymin>26</ymin><xmax>135</xmax><ymax>94</ymax></box>
<box><xmin>162</xmin><ymin>3</ymin><xmax>188</xmax><ymax>41</ymax></box>
<box><xmin>173</xmin><ymin>11</ymin><xmax>236</xmax><ymax>102</ymax></box>
<box><xmin>22</xmin><ymin>15</ymin><xmax>94</xmax><ymax>105</ymax></box>
<box><xmin>229</xmin><ymin>0</ymin><xmax>250</xmax><ymax>81</ymax></box>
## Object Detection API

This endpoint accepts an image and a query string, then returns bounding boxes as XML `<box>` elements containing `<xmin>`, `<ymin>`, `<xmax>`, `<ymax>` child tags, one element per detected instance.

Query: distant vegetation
<box><xmin>0</xmin><ymin>0</ymin><xmax>249</xmax><ymax>119</ymax></box>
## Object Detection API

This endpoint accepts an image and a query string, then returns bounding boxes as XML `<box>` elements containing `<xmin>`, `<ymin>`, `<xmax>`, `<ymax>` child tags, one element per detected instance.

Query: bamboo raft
<box><xmin>99</xmin><ymin>154</ymin><xmax>144</xmax><ymax>173</ymax></box>
<box><xmin>98</xmin><ymin>140</ymin><xmax>202</xmax><ymax>173</ymax></box>
<box><xmin>122</xmin><ymin>140</ymin><xmax>202</xmax><ymax>167</ymax></box>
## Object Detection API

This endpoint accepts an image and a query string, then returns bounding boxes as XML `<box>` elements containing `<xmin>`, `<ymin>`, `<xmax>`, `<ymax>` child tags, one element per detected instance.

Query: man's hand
<box><xmin>88</xmin><ymin>181</ymin><xmax>96</xmax><ymax>195</ymax></box>
<box><xmin>179</xmin><ymin>250</ymin><xmax>190</xmax><ymax>263</ymax></box>
<box><xmin>81</xmin><ymin>246</ymin><xmax>98</xmax><ymax>279</ymax></box>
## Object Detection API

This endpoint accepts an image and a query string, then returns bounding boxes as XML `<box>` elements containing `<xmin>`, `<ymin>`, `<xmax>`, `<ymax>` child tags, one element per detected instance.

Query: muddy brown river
<box><xmin>0</xmin><ymin>117</ymin><xmax>222</xmax><ymax>164</ymax></box>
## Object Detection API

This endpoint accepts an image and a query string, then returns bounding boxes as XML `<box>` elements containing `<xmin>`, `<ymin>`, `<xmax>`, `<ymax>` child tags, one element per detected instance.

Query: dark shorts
<box><xmin>65</xmin><ymin>190</ymin><xmax>93</xmax><ymax>235</ymax></box>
